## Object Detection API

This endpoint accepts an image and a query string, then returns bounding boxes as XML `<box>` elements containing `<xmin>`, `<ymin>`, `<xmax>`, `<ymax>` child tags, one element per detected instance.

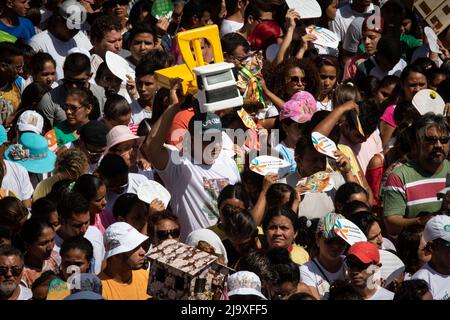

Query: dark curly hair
<box><xmin>268</xmin><ymin>57</ymin><xmax>320</xmax><ymax>100</ymax></box>
<box><xmin>90</xmin><ymin>15</ymin><xmax>122</xmax><ymax>44</ymax></box>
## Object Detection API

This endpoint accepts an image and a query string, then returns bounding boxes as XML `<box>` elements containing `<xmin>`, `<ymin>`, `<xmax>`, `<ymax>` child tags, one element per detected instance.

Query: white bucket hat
<box><xmin>104</xmin><ymin>222</ymin><xmax>148</xmax><ymax>259</ymax></box>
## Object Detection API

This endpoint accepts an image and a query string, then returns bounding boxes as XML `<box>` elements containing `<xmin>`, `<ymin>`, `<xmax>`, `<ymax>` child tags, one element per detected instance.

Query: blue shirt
<box><xmin>0</xmin><ymin>17</ymin><xmax>36</xmax><ymax>42</ymax></box>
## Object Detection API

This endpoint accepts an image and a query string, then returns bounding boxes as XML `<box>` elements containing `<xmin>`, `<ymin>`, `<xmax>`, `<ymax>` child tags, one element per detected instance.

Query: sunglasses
<box><xmin>62</xmin><ymin>103</ymin><xmax>85</xmax><ymax>113</ymax></box>
<box><xmin>156</xmin><ymin>228</ymin><xmax>180</xmax><ymax>241</ymax></box>
<box><xmin>0</xmin><ymin>266</ymin><xmax>23</xmax><ymax>277</ymax></box>
<box><xmin>288</xmin><ymin>76</ymin><xmax>306</xmax><ymax>84</ymax></box>
<box><xmin>345</xmin><ymin>259</ymin><xmax>372</xmax><ymax>271</ymax></box>
<box><xmin>63</xmin><ymin>78</ymin><xmax>88</xmax><ymax>88</ymax></box>
<box><xmin>232</xmin><ymin>51</ymin><xmax>256</xmax><ymax>63</ymax></box>
<box><xmin>423</xmin><ymin>136</ymin><xmax>450</xmax><ymax>145</ymax></box>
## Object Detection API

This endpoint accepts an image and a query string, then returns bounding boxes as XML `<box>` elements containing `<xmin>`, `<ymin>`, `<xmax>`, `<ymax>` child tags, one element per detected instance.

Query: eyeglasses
<box><xmin>63</xmin><ymin>78</ymin><xmax>88</xmax><ymax>88</ymax></box>
<box><xmin>1</xmin><ymin>62</ymin><xmax>24</xmax><ymax>72</ymax></box>
<box><xmin>231</xmin><ymin>51</ymin><xmax>256</xmax><ymax>63</ymax></box>
<box><xmin>288</xmin><ymin>76</ymin><xmax>306</xmax><ymax>84</ymax></box>
<box><xmin>0</xmin><ymin>266</ymin><xmax>24</xmax><ymax>277</ymax></box>
<box><xmin>423</xmin><ymin>136</ymin><xmax>450</xmax><ymax>145</ymax></box>
<box><xmin>62</xmin><ymin>103</ymin><xmax>85</xmax><ymax>113</ymax></box>
<box><xmin>344</xmin><ymin>259</ymin><xmax>372</xmax><ymax>272</ymax></box>
<box><xmin>156</xmin><ymin>228</ymin><xmax>180</xmax><ymax>241</ymax></box>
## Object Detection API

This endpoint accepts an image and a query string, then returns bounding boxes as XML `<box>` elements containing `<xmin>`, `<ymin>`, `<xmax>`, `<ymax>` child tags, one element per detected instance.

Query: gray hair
<box><xmin>414</xmin><ymin>113</ymin><xmax>450</xmax><ymax>144</ymax></box>
<box><xmin>0</xmin><ymin>245</ymin><xmax>24</xmax><ymax>262</ymax></box>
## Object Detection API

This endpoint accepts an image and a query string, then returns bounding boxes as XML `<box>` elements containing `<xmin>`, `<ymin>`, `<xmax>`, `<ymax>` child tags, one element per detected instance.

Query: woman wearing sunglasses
<box><xmin>45</xmin><ymin>87</ymin><xmax>96</xmax><ymax>153</ymax></box>
<box><xmin>148</xmin><ymin>211</ymin><xmax>181</xmax><ymax>246</ymax></box>
<box><xmin>299</xmin><ymin>212</ymin><xmax>347</xmax><ymax>300</ymax></box>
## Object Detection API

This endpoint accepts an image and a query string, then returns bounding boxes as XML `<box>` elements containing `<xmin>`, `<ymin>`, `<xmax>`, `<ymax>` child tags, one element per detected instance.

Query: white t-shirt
<box><xmin>300</xmin><ymin>257</ymin><xmax>345</xmax><ymax>300</ymax></box>
<box><xmin>330</xmin><ymin>3</ymin><xmax>375</xmax><ymax>42</ymax></box>
<box><xmin>105</xmin><ymin>173</ymin><xmax>149</xmax><ymax>210</ymax></box>
<box><xmin>28</xmin><ymin>30</ymin><xmax>93</xmax><ymax>80</ymax></box>
<box><xmin>366</xmin><ymin>287</ymin><xmax>394</xmax><ymax>300</ymax></box>
<box><xmin>157</xmin><ymin>149</ymin><xmax>241</xmax><ymax>240</ymax></box>
<box><xmin>130</xmin><ymin>100</ymin><xmax>152</xmax><ymax>125</ymax></box>
<box><xmin>84</xmin><ymin>226</ymin><xmax>105</xmax><ymax>275</ymax></box>
<box><xmin>2</xmin><ymin>160</ymin><xmax>34</xmax><ymax>200</ymax></box>
<box><xmin>17</xmin><ymin>285</ymin><xmax>32</xmax><ymax>300</ymax></box>
<box><xmin>412</xmin><ymin>263</ymin><xmax>450</xmax><ymax>300</ymax></box>
<box><xmin>54</xmin><ymin>226</ymin><xmax>105</xmax><ymax>275</ymax></box>
<box><xmin>367</xmin><ymin>56</ymin><xmax>407</xmax><ymax>80</ymax></box>
<box><xmin>220</xmin><ymin>19</ymin><xmax>244</xmax><ymax>37</ymax></box>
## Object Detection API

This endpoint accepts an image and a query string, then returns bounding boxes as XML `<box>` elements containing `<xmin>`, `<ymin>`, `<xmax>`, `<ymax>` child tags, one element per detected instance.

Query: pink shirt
<box><xmin>380</xmin><ymin>104</ymin><xmax>397</xmax><ymax>128</ymax></box>
<box><xmin>93</xmin><ymin>208</ymin><xmax>115</xmax><ymax>233</ymax></box>
<box><xmin>340</xmin><ymin>130</ymin><xmax>383</xmax><ymax>174</ymax></box>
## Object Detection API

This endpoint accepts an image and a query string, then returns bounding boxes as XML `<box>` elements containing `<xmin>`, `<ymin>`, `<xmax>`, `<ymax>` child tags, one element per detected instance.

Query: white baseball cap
<box><xmin>227</xmin><ymin>271</ymin><xmax>267</xmax><ymax>300</ymax></box>
<box><xmin>104</xmin><ymin>222</ymin><xmax>148</xmax><ymax>259</ymax></box>
<box><xmin>423</xmin><ymin>215</ymin><xmax>450</xmax><ymax>242</ymax></box>
<box><xmin>17</xmin><ymin>110</ymin><xmax>44</xmax><ymax>134</ymax></box>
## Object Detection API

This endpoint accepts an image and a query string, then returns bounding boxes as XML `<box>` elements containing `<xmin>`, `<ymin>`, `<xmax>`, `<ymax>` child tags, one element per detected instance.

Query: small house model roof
<box><xmin>147</xmin><ymin>239</ymin><xmax>219</xmax><ymax>277</ymax></box>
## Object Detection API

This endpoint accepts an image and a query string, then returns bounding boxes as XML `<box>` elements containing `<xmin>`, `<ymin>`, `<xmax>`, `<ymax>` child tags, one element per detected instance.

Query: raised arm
<box><xmin>273</xmin><ymin>9</ymin><xmax>299</xmax><ymax>67</ymax></box>
<box><xmin>313</xmin><ymin>101</ymin><xmax>358</xmax><ymax>137</ymax></box>
<box><xmin>141</xmin><ymin>80</ymin><xmax>181</xmax><ymax>171</ymax></box>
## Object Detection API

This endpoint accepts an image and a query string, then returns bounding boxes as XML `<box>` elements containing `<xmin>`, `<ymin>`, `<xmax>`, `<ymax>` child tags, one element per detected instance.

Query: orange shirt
<box><xmin>99</xmin><ymin>269</ymin><xmax>150</xmax><ymax>300</ymax></box>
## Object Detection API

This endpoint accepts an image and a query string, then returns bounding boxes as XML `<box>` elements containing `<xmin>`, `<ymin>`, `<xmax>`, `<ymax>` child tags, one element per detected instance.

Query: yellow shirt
<box><xmin>99</xmin><ymin>269</ymin><xmax>150</xmax><ymax>300</ymax></box>
<box><xmin>32</xmin><ymin>175</ymin><xmax>64</xmax><ymax>202</ymax></box>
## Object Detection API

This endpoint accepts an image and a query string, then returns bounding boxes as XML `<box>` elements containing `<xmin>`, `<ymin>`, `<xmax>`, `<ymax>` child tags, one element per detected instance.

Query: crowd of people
<box><xmin>0</xmin><ymin>0</ymin><xmax>449</xmax><ymax>300</ymax></box>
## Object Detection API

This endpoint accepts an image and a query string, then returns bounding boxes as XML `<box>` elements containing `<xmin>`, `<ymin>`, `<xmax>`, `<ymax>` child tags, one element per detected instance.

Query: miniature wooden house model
<box><xmin>146</xmin><ymin>239</ymin><xmax>231</xmax><ymax>300</ymax></box>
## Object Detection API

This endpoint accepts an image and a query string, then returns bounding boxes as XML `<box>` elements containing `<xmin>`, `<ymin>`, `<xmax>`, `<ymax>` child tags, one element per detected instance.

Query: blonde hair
<box><xmin>333</xmin><ymin>83</ymin><xmax>362</xmax><ymax>107</ymax></box>
<box><xmin>54</xmin><ymin>148</ymin><xmax>89</xmax><ymax>179</ymax></box>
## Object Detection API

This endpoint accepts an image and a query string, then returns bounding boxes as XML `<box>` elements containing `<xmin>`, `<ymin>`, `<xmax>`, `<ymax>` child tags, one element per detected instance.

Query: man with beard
<box><xmin>99</xmin><ymin>222</ymin><xmax>150</xmax><ymax>300</ymax></box>
<box><xmin>383</xmin><ymin>113</ymin><xmax>450</xmax><ymax>236</ymax></box>
<box><xmin>0</xmin><ymin>245</ymin><xmax>32</xmax><ymax>300</ymax></box>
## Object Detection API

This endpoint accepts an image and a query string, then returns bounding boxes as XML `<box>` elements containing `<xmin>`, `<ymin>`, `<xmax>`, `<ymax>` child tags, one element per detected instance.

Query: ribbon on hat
<box><xmin>8</xmin><ymin>144</ymin><xmax>48</xmax><ymax>161</ymax></box>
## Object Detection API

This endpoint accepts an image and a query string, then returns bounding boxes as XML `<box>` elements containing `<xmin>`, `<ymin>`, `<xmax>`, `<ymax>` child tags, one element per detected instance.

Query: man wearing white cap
<box><xmin>412</xmin><ymin>215</ymin><xmax>450</xmax><ymax>300</ymax></box>
<box><xmin>99</xmin><ymin>222</ymin><xmax>150</xmax><ymax>300</ymax></box>
<box><xmin>227</xmin><ymin>271</ymin><xmax>267</xmax><ymax>300</ymax></box>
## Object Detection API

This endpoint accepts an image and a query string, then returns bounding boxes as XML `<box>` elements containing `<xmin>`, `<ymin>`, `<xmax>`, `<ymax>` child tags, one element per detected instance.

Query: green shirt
<box><xmin>358</xmin><ymin>34</ymin><xmax>422</xmax><ymax>63</ymax></box>
<box><xmin>383</xmin><ymin>160</ymin><xmax>450</xmax><ymax>218</ymax></box>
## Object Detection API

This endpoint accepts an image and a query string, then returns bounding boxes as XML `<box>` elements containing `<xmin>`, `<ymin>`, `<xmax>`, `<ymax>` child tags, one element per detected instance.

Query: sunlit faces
<box><xmin>326</xmin><ymin>0</ymin><xmax>338</xmax><ymax>20</ymax></box>
<box><xmin>9</xmin><ymin>0</ymin><xmax>29</xmax><ymax>16</ymax></box>
<box><xmin>362</xmin><ymin>30</ymin><xmax>382</xmax><ymax>56</ymax></box>
<box><xmin>60</xmin><ymin>212</ymin><xmax>90</xmax><ymax>238</ymax></box>
<box><xmin>96</xmin><ymin>30</ymin><xmax>123</xmax><ymax>57</ymax></box>
<box><xmin>0</xmin><ymin>255</ymin><xmax>23</xmax><ymax>297</ymax></box>
<box><xmin>366</xmin><ymin>222</ymin><xmax>383</xmax><ymax>249</ymax></box>
<box><xmin>418</xmin><ymin>126</ymin><xmax>450</xmax><ymax>165</ymax></box>
<box><xmin>129</xmin><ymin>33</ymin><xmax>156</xmax><ymax>63</ymax></box>
<box><xmin>154</xmin><ymin>219</ymin><xmax>180</xmax><ymax>245</ymax></box>
<box><xmin>374</xmin><ymin>83</ymin><xmax>397</xmax><ymax>107</ymax></box>
<box><xmin>285</xmin><ymin>67</ymin><xmax>306</xmax><ymax>97</ymax></box>
<box><xmin>403</xmin><ymin>72</ymin><xmax>427</xmax><ymax>101</ymax></box>
<box><xmin>25</xmin><ymin>227</ymin><xmax>56</xmax><ymax>262</ymax></box>
<box><xmin>64</xmin><ymin>94</ymin><xmax>92</xmax><ymax>127</ymax></box>
<box><xmin>34</xmin><ymin>61</ymin><xmax>56</xmax><ymax>87</ymax></box>
<box><xmin>136</xmin><ymin>74</ymin><xmax>158</xmax><ymax>103</ymax></box>
<box><xmin>319</xmin><ymin>65</ymin><xmax>337</xmax><ymax>96</ymax></box>
<box><xmin>60</xmin><ymin>248</ymin><xmax>90</xmax><ymax>281</ymax></box>
<box><xmin>88</xmin><ymin>184</ymin><xmax>107</xmax><ymax>214</ymax></box>
<box><xmin>265</xmin><ymin>215</ymin><xmax>297</xmax><ymax>250</ymax></box>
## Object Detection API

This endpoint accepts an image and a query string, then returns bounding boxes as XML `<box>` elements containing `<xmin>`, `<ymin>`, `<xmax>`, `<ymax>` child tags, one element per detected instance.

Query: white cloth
<box><xmin>330</xmin><ymin>3</ymin><xmax>375</xmax><ymax>42</ymax></box>
<box><xmin>300</xmin><ymin>257</ymin><xmax>345</xmax><ymax>300</ymax></box>
<box><xmin>157</xmin><ymin>149</ymin><xmax>241</xmax><ymax>240</ymax></box>
<box><xmin>412</xmin><ymin>263</ymin><xmax>450</xmax><ymax>300</ymax></box>
<box><xmin>220</xmin><ymin>19</ymin><xmax>244</xmax><ymax>37</ymax></box>
<box><xmin>28</xmin><ymin>30</ymin><xmax>93</xmax><ymax>80</ymax></box>
<box><xmin>367</xmin><ymin>56</ymin><xmax>407</xmax><ymax>80</ymax></box>
<box><xmin>130</xmin><ymin>100</ymin><xmax>152</xmax><ymax>125</ymax></box>
<box><xmin>17</xmin><ymin>285</ymin><xmax>32</xmax><ymax>300</ymax></box>
<box><xmin>316</xmin><ymin>99</ymin><xmax>333</xmax><ymax>112</ymax></box>
<box><xmin>105</xmin><ymin>173</ymin><xmax>149</xmax><ymax>210</ymax></box>
<box><xmin>185</xmin><ymin>228</ymin><xmax>228</xmax><ymax>265</ymax></box>
<box><xmin>84</xmin><ymin>226</ymin><xmax>105</xmax><ymax>275</ymax></box>
<box><xmin>366</xmin><ymin>287</ymin><xmax>395</xmax><ymax>300</ymax></box>
<box><xmin>54</xmin><ymin>226</ymin><xmax>105</xmax><ymax>275</ymax></box>
<box><xmin>2</xmin><ymin>160</ymin><xmax>34</xmax><ymax>200</ymax></box>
